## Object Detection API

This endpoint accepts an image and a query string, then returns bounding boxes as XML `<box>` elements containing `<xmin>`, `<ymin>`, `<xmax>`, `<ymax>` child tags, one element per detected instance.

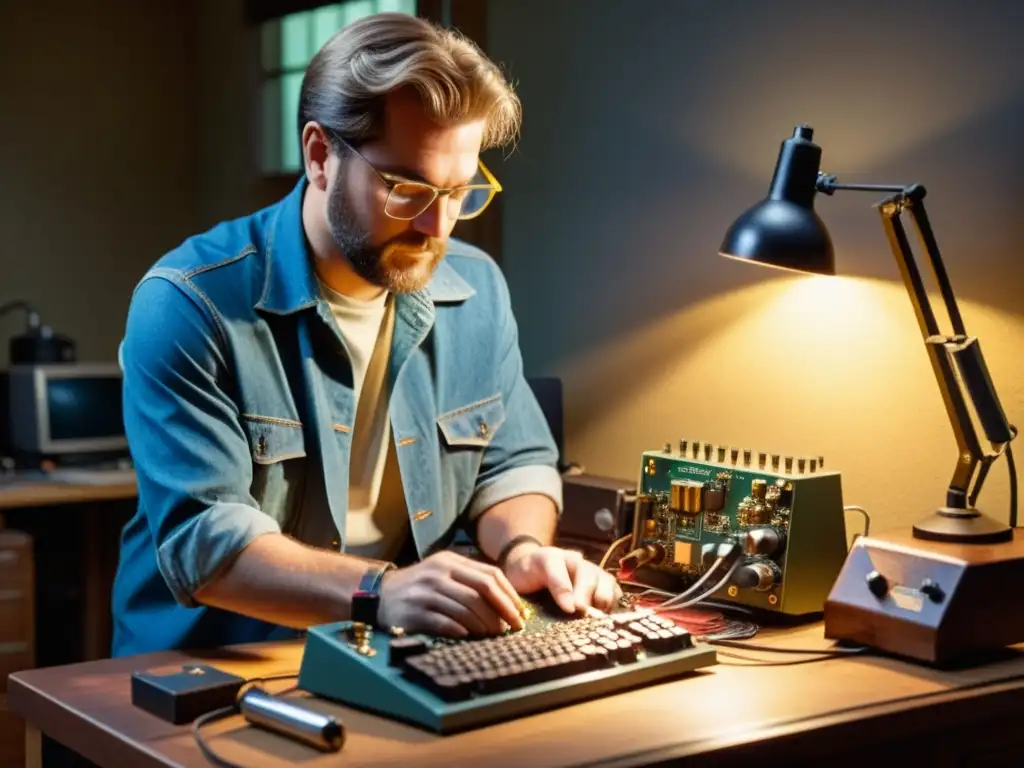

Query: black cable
<box><xmin>709</xmin><ymin>638</ymin><xmax>869</xmax><ymax>656</ymax></box>
<box><xmin>1008</xmin><ymin>425</ymin><xmax>1018</xmax><ymax>529</ymax></box>
<box><xmin>0</xmin><ymin>300</ymin><xmax>34</xmax><ymax>318</ymax></box>
<box><xmin>715</xmin><ymin>650</ymin><xmax>865</xmax><ymax>667</ymax></box>
<box><xmin>192</xmin><ymin>672</ymin><xmax>298</xmax><ymax>768</ymax></box>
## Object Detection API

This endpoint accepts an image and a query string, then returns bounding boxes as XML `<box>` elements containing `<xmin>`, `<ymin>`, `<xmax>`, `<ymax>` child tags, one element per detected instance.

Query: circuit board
<box><xmin>630</xmin><ymin>441</ymin><xmax>849</xmax><ymax>615</ymax></box>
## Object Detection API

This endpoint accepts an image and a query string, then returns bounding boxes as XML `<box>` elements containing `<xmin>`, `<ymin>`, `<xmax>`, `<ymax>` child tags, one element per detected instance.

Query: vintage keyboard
<box><xmin>296</xmin><ymin>597</ymin><xmax>717</xmax><ymax>733</ymax></box>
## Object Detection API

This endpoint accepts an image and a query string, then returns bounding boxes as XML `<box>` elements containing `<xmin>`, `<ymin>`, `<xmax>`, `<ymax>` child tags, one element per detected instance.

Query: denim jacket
<box><xmin>110</xmin><ymin>177</ymin><xmax>561</xmax><ymax>656</ymax></box>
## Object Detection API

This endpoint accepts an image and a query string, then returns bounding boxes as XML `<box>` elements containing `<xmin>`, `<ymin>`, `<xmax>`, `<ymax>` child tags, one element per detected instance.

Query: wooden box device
<box><xmin>0</xmin><ymin>529</ymin><xmax>34</xmax><ymax>768</ymax></box>
<box><xmin>824</xmin><ymin>529</ymin><xmax>1024</xmax><ymax>664</ymax></box>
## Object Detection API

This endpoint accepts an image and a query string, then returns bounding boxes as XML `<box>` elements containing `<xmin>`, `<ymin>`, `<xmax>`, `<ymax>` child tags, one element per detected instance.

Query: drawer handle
<box><xmin>0</xmin><ymin>642</ymin><xmax>29</xmax><ymax>654</ymax></box>
<box><xmin>0</xmin><ymin>552</ymin><xmax>17</xmax><ymax>564</ymax></box>
<box><xmin>0</xmin><ymin>589</ymin><xmax>24</xmax><ymax>601</ymax></box>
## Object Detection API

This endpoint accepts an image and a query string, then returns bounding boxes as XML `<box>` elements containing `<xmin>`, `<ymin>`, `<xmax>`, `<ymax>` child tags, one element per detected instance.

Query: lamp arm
<box><xmin>816</xmin><ymin>173</ymin><xmax>1017</xmax><ymax>511</ymax></box>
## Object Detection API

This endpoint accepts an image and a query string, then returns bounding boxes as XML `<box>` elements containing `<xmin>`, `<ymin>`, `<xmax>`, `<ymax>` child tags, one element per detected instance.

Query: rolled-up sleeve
<box><xmin>122</xmin><ymin>272</ymin><xmax>280</xmax><ymax>607</ymax></box>
<box><xmin>465</xmin><ymin>265</ymin><xmax>563</xmax><ymax>522</ymax></box>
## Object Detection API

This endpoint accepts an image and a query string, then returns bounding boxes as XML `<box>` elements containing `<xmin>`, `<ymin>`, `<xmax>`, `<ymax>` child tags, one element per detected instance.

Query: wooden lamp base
<box><xmin>823</xmin><ymin>529</ymin><xmax>1024</xmax><ymax>664</ymax></box>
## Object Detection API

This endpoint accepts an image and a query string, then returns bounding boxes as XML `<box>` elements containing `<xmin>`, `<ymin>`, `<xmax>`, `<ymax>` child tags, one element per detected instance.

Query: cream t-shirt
<box><xmin>318</xmin><ymin>280</ymin><xmax>409</xmax><ymax>561</ymax></box>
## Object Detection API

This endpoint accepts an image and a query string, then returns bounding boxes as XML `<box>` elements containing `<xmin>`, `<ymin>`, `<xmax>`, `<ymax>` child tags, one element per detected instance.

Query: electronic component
<box><xmin>629</xmin><ymin>439</ymin><xmax>848</xmax><ymax>615</ymax></box>
<box><xmin>555</xmin><ymin>473</ymin><xmax>637</xmax><ymax>559</ymax></box>
<box><xmin>824</xmin><ymin>530</ymin><xmax>1024</xmax><ymax>664</ymax></box>
<box><xmin>297</xmin><ymin>598</ymin><xmax>716</xmax><ymax>733</ymax></box>
<box><xmin>239</xmin><ymin>686</ymin><xmax>345</xmax><ymax>752</ymax></box>
<box><xmin>131</xmin><ymin>665</ymin><xmax>246</xmax><ymax>724</ymax></box>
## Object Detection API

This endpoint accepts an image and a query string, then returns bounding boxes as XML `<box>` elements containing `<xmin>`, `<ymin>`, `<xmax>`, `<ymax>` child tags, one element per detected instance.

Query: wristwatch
<box><xmin>351</xmin><ymin>561</ymin><xmax>396</xmax><ymax>626</ymax></box>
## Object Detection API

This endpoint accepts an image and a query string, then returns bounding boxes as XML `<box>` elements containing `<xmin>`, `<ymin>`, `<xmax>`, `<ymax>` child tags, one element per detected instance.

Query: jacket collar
<box><xmin>254</xmin><ymin>177</ymin><xmax>475</xmax><ymax>314</ymax></box>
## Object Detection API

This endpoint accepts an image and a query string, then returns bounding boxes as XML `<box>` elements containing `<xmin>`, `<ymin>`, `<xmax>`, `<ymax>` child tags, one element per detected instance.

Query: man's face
<box><xmin>324</xmin><ymin>91</ymin><xmax>485</xmax><ymax>293</ymax></box>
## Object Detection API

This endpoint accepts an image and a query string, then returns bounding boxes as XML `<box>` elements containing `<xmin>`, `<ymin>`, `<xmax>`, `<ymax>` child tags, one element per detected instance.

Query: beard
<box><xmin>326</xmin><ymin>176</ymin><xmax>446</xmax><ymax>294</ymax></box>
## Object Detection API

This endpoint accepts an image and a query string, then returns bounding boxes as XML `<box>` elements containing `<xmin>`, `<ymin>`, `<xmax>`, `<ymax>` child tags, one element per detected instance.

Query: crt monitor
<box><xmin>8</xmin><ymin>363</ymin><xmax>126</xmax><ymax>457</ymax></box>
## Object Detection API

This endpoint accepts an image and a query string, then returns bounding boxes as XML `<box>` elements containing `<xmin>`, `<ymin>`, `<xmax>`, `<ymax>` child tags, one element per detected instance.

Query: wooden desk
<box><xmin>10</xmin><ymin>623</ymin><xmax>1024</xmax><ymax>767</ymax></box>
<box><xmin>0</xmin><ymin>476</ymin><xmax>137</xmax><ymax>511</ymax></box>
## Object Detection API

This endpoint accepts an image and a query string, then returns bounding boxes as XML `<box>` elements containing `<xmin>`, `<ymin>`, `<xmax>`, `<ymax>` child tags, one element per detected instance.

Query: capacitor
<box><xmin>717</xmin><ymin>446</ymin><xmax>726</xmax><ymax>463</ymax></box>
<box><xmin>704</xmin><ymin>443</ymin><xmax>713</xmax><ymax>461</ymax></box>
<box><xmin>239</xmin><ymin>686</ymin><xmax>345</xmax><ymax>753</ymax></box>
<box><xmin>730</xmin><ymin>447</ymin><xmax>739</xmax><ymax>464</ymax></box>
<box><xmin>771</xmin><ymin>454</ymin><xmax>780</xmax><ymax>472</ymax></box>
<box><xmin>758</xmin><ymin>452</ymin><xmax>767</xmax><ymax>469</ymax></box>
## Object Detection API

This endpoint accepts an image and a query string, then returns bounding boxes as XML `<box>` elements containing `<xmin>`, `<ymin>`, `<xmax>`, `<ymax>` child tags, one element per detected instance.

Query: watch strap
<box><xmin>351</xmin><ymin>561</ymin><xmax>396</xmax><ymax>626</ymax></box>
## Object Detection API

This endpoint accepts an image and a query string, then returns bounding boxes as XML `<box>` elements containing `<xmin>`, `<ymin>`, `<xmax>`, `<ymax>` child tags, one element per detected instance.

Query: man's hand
<box><xmin>377</xmin><ymin>551</ymin><xmax>527</xmax><ymax>638</ymax></box>
<box><xmin>501</xmin><ymin>543</ymin><xmax>622</xmax><ymax>615</ymax></box>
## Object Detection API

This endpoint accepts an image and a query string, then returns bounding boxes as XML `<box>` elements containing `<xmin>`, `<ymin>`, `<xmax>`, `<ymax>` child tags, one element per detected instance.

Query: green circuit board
<box><xmin>632</xmin><ymin>443</ymin><xmax>849</xmax><ymax>615</ymax></box>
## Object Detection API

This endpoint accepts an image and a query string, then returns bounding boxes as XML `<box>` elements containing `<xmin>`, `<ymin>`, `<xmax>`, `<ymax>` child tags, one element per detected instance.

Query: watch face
<box><xmin>351</xmin><ymin>591</ymin><xmax>379</xmax><ymax>625</ymax></box>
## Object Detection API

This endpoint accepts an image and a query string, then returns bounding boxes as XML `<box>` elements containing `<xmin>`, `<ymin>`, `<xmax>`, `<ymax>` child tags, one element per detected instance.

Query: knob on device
<box><xmin>743</xmin><ymin>527</ymin><xmax>783</xmax><ymax>556</ymax></box>
<box><xmin>865</xmin><ymin>570</ymin><xmax>889</xmax><ymax>598</ymax></box>
<box><xmin>733</xmin><ymin>560</ymin><xmax>780</xmax><ymax>591</ymax></box>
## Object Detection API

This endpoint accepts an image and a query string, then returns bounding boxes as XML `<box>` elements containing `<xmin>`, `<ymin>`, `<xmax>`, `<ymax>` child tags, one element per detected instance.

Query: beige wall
<box><xmin>488</xmin><ymin>0</ymin><xmax>1024</xmax><ymax>537</ymax></box>
<box><xmin>0</xmin><ymin>1</ymin><xmax>200</xmax><ymax>365</ymax></box>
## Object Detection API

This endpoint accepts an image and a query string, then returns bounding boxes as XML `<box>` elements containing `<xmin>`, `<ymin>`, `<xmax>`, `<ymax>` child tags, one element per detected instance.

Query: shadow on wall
<box><xmin>489</xmin><ymin>0</ymin><xmax>1024</xmax><ymax>378</ymax></box>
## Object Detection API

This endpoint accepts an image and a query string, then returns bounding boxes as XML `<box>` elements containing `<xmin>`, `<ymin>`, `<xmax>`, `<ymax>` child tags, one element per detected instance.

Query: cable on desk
<box><xmin>192</xmin><ymin>672</ymin><xmax>298</xmax><ymax>768</ymax></box>
<box><xmin>715</xmin><ymin>649</ymin><xmax>868</xmax><ymax>667</ymax></box>
<box><xmin>709</xmin><ymin>638</ymin><xmax>869</xmax><ymax>655</ymax></box>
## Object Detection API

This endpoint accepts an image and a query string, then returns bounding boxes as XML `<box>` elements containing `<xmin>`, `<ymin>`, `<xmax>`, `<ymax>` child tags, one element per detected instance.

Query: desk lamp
<box><xmin>719</xmin><ymin>125</ymin><xmax>1022</xmax><ymax>663</ymax></box>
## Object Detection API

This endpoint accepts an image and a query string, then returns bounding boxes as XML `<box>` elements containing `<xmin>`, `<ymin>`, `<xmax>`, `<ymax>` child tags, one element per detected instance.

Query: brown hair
<box><xmin>298</xmin><ymin>12</ymin><xmax>521</xmax><ymax>156</ymax></box>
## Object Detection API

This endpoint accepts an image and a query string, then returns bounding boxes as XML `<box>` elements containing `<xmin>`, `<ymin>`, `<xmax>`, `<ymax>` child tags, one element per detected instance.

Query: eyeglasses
<box><xmin>332</xmin><ymin>133</ymin><xmax>502</xmax><ymax>222</ymax></box>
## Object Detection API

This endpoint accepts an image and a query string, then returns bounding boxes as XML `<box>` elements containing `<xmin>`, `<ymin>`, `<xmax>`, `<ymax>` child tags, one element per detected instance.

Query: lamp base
<box><xmin>912</xmin><ymin>507</ymin><xmax>1013</xmax><ymax>544</ymax></box>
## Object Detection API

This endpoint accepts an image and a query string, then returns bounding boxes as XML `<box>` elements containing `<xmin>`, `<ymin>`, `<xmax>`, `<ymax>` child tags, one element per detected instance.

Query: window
<box><xmin>259</xmin><ymin>0</ymin><xmax>417</xmax><ymax>176</ymax></box>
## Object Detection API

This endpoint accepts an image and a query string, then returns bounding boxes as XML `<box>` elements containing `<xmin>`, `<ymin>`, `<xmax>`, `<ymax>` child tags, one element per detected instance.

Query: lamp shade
<box><xmin>719</xmin><ymin>125</ymin><xmax>835</xmax><ymax>276</ymax></box>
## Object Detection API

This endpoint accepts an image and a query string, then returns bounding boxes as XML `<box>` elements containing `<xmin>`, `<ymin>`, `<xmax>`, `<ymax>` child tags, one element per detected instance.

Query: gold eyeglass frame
<box><xmin>332</xmin><ymin>133</ymin><xmax>502</xmax><ymax>222</ymax></box>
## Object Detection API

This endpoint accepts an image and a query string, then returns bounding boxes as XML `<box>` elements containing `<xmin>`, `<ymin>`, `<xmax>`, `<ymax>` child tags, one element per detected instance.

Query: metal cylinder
<box><xmin>239</xmin><ymin>686</ymin><xmax>344</xmax><ymax>752</ymax></box>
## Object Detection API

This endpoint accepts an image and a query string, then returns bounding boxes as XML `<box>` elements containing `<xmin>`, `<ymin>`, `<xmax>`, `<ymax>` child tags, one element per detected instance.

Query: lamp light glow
<box><xmin>719</xmin><ymin>124</ymin><xmax>1017</xmax><ymax>546</ymax></box>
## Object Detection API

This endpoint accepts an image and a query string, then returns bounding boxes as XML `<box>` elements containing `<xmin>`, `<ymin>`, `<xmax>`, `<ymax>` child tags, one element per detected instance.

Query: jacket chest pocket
<box><xmin>437</xmin><ymin>394</ymin><xmax>506</xmax><ymax>449</ymax></box>
<box><xmin>436</xmin><ymin>395</ymin><xmax>505</xmax><ymax>515</ymax></box>
<box><xmin>242</xmin><ymin>416</ymin><xmax>308</xmax><ymax>533</ymax></box>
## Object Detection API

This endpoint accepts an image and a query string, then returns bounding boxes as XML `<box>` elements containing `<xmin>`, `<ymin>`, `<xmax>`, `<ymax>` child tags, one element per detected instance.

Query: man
<box><xmin>110</xmin><ymin>12</ymin><xmax>620</xmax><ymax>657</ymax></box>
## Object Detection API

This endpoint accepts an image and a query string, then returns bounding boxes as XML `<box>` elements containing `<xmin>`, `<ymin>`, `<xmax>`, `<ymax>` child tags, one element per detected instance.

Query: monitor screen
<box><xmin>46</xmin><ymin>376</ymin><xmax>124</xmax><ymax>441</ymax></box>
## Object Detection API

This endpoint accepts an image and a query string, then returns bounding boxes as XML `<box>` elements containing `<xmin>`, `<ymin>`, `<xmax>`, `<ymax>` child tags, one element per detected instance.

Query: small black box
<box><xmin>131</xmin><ymin>664</ymin><xmax>246</xmax><ymax>724</ymax></box>
<box><xmin>556</xmin><ymin>473</ymin><xmax>636</xmax><ymax>559</ymax></box>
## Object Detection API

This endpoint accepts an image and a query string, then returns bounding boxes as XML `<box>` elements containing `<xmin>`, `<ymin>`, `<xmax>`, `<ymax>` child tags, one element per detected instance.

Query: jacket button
<box><xmin>331</xmin><ymin>538</ymin><xmax>340</xmax><ymax>549</ymax></box>
<box><xmin>256</xmin><ymin>435</ymin><xmax>267</xmax><ymax>457</ymax></box>
<box><xmin>478</xmin><ymin>422</ymin><xmax>489</xmax><ymax>437</ymax></box>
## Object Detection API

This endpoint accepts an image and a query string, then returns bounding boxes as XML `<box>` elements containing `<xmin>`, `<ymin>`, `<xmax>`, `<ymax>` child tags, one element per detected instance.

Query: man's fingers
<box><xmin>462</xmin><ymin>557</ymin><xmax>523</xmax><ymax>616</ymax></box>
<box><xmin>434</xmin><ymin>579</ymin><xmax>506</xmax><ymax>636</ymax></box>
<box><xmin>452</xmin><ymin>565</ymin><xmax>525</xmax><ymax>631</ymax></box>
<box><xmin>592</xmin><ymin>569</ymin><xmax>619</xmax><ymax>613</ymax></box>
<box><xmin>417</xmin><ymin>610</ymin><xmax>469</xmax><ymax>638</ymax></box>
<box><xmin>571</xmin><ymin>560</ymin><xmax>599</xmax><ymax>612</ymax></box>
<box><xmin>542</xmin><ymin>553</ymin><xmax>576</xmax><ymax>614</ymax></box>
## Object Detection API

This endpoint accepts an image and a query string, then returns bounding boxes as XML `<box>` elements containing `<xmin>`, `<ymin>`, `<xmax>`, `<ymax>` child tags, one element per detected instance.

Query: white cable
<box><xmin>655</xmin><ymin>557</ymin><xmax>744</xmax><ymax>612</ymax></box>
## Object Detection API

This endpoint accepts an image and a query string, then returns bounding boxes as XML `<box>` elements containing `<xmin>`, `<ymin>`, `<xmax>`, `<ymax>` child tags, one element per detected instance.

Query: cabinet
<box><xmin>0</xmin><ymin>530</ymin><xmax>35</xmax><ymax>768</ymax></box>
